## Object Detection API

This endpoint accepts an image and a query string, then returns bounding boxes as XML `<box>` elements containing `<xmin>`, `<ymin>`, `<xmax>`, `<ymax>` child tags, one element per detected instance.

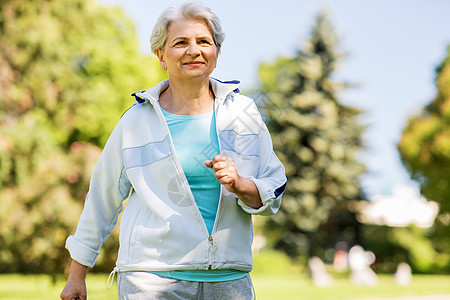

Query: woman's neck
<box><xmin>159</xmin><ymin>77</ymin><xmax>214</xmax><ymax>115</ymax></box>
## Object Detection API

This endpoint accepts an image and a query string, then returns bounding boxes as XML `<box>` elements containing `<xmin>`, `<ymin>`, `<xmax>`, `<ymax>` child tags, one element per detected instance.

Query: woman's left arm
<box><xmin>204</xmin><ymin>155</ymin><xmax>262</xmax><ymax>209</ymax></box>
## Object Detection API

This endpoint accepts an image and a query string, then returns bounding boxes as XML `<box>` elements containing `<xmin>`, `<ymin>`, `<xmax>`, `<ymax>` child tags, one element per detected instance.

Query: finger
<box><xmin>213</xmin><ymin>168</ymin><xmax>227</xmax><ymax>179</ymax></box>
<box><xmin>216</xmin><ymin>175</ymin><xmax>234</xmax><ymax>185</ymax></box>
<box><xmin>204</xmin><ymin>160</ymin><xmax>213</xmax><ymax>169</ymax></box>
<box><xmin>213</xmin><ymin>169</ymin><xmax>236</xmax><ymax>181</ymax></box>
<box><xmin>211</xmin><ymin>161</ymin><xmax>230</xmax><ymax>171</ymax></box>
<box><xmin>213</xmin><ymin>156</ymin><xmax>235</xmax><ymax>168</ymax></box>
<box><xmin>212</xmin><ymin>155</ymin><xmax>227</xmax><ymax>163</ymax></box>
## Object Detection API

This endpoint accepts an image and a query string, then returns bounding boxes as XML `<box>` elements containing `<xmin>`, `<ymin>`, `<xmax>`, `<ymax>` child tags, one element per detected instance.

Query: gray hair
<box><xmin>150</xmin><ymin>1</ymin><xmax>225</xmax><ymax>55</ymax></box>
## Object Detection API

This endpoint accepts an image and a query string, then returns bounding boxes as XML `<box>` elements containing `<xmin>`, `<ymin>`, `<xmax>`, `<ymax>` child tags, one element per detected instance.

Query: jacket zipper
<box><xmin>208</xmin><ymin>235</ymin><xmax>217</xmax><ymax>269</ymax></box>
<box><xmin>138</xmin><ymin>91</ymin><xmax>230</xmax><ymax>271</ymax></box>
<box><xmin>152</xmin><ymin>100</ymin><xmax>211</xmax><ymax>236</ymax></box>
<box><xmin>211</xmin><ymin>97</ymin><xmax>224</xmax><ymax>236</ymax></box>
<box><xmin>208</xmin><ymin>96</ymin><xmax>225</xmax><ymax>269</ymax></box>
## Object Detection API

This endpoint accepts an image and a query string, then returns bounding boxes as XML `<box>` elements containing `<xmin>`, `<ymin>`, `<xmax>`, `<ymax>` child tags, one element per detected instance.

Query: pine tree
<box><xmin>398</xmin><ymin>46</ymin><xmax>450</xmax><ymax>272</ymax></box>
<box><xmin>0</xmin><ymin>0</ymin><xmax>166</xmax><ymax>275</ymax></box>
<box><xmin>259</xmin><ymin>11</ymin><xmax>366</xmax><ymax>259</ymax></box>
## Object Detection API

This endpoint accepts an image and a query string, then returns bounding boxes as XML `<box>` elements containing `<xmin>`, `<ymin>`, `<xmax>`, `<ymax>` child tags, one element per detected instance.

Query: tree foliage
<box><xmin>0</xmin><ymin>0</ymin><xmax>166</xmax><ymax>275</ymax></box>
<box><xmin>398</xmin><ymin>46</ymin><xmax>450</xmax><ymax>272</ymax></box>
<box><xmin>259</xmin><ymin>11</ymin><xmax>366</xmax><ymax>259</ymax></box>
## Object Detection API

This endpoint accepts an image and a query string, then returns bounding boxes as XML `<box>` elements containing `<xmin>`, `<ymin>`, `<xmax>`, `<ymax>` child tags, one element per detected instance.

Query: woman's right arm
<box><xmin>65</xmin><ymin>118</ymin><xmax>131</xmax><ymax>267</ymax></box>
<box><xmin>60</xmin><ymin>260</ymin><xmax>88</xmax><ymax>300</ymax></box>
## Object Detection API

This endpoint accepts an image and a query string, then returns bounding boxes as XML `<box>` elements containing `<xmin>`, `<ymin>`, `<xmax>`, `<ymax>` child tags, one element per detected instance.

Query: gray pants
<box><xmin>118</xmin><ymin>271</ymin><xmax>254</xmax><ymax>300</ymax></box>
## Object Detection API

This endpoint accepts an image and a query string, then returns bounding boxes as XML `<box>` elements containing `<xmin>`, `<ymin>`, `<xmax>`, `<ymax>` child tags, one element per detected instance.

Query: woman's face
<box><xmin>157</xmin><ymin>18</ymin><xmax>218</xmax><ymax>81</ymax></box>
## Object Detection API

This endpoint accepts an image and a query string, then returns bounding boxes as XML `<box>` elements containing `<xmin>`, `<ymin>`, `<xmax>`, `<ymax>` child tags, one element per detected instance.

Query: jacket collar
<box><xmin>132</xmin><ymin>78</ymin><xmax>240</xmax><ymax>105</ymax></box>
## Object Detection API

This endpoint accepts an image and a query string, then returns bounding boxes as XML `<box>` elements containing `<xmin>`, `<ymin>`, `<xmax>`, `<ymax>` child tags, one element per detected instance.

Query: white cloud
<box><xmin>357</xmin><ymin>183</ymin><xmax>439</xmax><ymax>228</ymax></box>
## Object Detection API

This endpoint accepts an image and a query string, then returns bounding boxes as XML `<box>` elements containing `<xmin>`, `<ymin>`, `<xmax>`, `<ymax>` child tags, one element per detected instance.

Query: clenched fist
<box><xmin>205</xmin><ymin>155</ymin><xmax>262</xmax><ymax>209</ymax></box>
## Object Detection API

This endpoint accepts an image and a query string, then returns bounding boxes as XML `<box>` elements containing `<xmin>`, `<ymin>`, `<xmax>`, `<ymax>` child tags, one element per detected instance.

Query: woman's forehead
<box><xmin>167</xmin><ymin>18</ymin><xmax>212</xmax><ymax>39</ymax></box>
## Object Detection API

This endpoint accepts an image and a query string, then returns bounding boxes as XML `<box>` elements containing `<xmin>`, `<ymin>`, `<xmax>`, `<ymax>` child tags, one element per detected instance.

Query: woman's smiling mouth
<box><xmin>183</xmin><ymin>61</ymin><xmax>205</xmax><ymax>67</ymax></box>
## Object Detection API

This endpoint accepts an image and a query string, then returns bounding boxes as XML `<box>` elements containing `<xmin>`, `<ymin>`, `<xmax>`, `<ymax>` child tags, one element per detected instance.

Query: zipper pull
<box><xmin>208</xmin><ymin>236</ymin><xmax>217</xmax><ymax>270</ymax></box>
<box><xmin>208</xmin><ymin>236</ymin><xmax>217</xmax><ymax>253</ymax></box>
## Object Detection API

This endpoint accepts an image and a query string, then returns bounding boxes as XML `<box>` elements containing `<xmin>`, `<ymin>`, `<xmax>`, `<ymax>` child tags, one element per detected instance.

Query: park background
<box><xmin>1</xmin><ymin>0</ymin><xmax>450</xmax><ymax>299</ymax></box>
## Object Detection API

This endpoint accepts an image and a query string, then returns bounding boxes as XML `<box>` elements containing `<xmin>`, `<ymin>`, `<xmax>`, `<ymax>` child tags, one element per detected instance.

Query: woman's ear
<box><xmin>156</xmin><ymin>49</ymin><xmax>166</xmax><ymax>71</ymax></box>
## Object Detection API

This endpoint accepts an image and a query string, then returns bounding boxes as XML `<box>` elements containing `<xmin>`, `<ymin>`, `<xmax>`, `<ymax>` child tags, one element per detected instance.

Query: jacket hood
<box><xmin>131</xmin><ymin>78</ymin><xmax>240</xmax><ymax>105</ymax></box>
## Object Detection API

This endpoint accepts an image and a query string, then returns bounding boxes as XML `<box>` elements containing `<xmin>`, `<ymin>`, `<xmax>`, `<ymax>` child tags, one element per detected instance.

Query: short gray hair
<box><xmin>150</xmin><ymin>1</ymin><xmax>225</xmax><ymax>55</ymax></box>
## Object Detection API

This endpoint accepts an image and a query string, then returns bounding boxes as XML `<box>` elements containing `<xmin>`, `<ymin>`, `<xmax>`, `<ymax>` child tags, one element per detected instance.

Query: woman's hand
<box><xmin>60</xmin><ymin>260</ymin><xmax>88</xmax><ymax>300</ymax></box>
<box><xmin>204</xmin><ymin>155</ymin><xmax>262</xmax><ymax>208</ymax></box>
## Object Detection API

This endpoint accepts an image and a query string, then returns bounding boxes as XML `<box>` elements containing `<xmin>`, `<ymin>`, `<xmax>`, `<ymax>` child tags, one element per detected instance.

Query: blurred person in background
<box><xmin>60</xmin><ymin>1</ymin><xmax>286</xmax><ymax>299</ymax></box>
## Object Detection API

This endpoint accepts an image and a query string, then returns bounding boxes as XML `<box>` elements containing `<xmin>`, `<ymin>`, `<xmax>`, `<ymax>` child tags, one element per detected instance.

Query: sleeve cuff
<box><xmin>237</xmin><ymin>177</ymin><xmax>281</xmax><ymax>216</ymax></box>
<box><xmin>65</xmin><ymin>236</ymin><xmax>100</xmax><ymax>268</ymax></box>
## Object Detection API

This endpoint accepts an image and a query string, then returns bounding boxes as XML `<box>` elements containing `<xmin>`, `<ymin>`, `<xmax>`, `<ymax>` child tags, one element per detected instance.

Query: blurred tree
<box><xmin>258</xmin><ymin>11</ymin><xmax>366</xmax><ymax>259</ymax></box>
<box><xmin>0</xmin><ymin>0</ymin><xmax>166</xmax><ymax>276</ymax></box>
<box><xmin>398</xmin><ymin>45</ymin><xmax>450</xmax><ymax>272</ymax></box>
<box><xmin>361</xmin><ymin>225</ymin><xmax>439</xmax><ymax>273</ymax></box>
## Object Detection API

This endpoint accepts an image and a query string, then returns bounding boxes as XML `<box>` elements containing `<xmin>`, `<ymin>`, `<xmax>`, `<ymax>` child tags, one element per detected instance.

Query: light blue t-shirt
<box><xmin>154</xmin><ymin>106</ymin><xmax>248</xmax><ymax>282</ymax></box>
<box><xmin>162</xmin><ymin>107</ymin><xmax>220</xmax><ymax>234</ymax></box>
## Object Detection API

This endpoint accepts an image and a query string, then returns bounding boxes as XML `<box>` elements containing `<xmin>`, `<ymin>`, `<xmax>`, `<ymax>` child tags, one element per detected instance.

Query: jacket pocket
<box><xmin>218</xmin><ymin>130</ymin><xmax>259</xmax><ymax>158</ymax></box>
<box><xmin>221</xmin><ymin>149</ymin><xmax>259</xmax><ymax>179</ymax></box>
<box><xmin>118</xmin><ymin>193</ymin><xmax>142</xmax><ymax>265</ymax></box>
<box><xmin>219</xmin><ymin>130</ymin><xmax>259</xmax><ymax>178</ymax></box>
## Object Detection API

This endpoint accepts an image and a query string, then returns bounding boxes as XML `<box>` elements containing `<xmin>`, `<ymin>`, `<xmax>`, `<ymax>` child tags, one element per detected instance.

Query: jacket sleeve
<box><xmin>65</xmin><ymin>120</ymin><xmax>131</xmax><ymax>268</ymax></box>
<box><xmin>237</xmin><ymin>103</ymin><xmax>287</xmax><ymax>216</ymax></box>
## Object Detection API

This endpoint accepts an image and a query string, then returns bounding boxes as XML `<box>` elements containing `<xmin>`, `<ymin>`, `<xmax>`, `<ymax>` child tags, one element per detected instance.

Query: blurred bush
<box><xmin>361</xmin><ymin>224</ymin><xmax>449</xmax><ymax>274</ymax></box>
<box><xmin>398</xmin><ymin>45</ymin><xmax>450</xmax><ymax>273</ymax></box>
<box><xmin>0</xmin><ymin>0</ymin><xmax>166</xmax><ymax>276</ymax></box>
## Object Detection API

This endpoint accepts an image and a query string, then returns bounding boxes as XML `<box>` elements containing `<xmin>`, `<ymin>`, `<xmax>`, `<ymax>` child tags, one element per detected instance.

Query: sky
<box><xmin>98</xmin><ymin>0</ymin><xmax>450</xmax><ymax>198</ymax></box>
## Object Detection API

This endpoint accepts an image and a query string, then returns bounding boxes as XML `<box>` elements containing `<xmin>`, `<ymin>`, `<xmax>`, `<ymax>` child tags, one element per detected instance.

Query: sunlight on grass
<box><xmin>1</xmin><ymin>273</ymin><xmax>449</xmax><ymax>300</ymax></box>
<box><xmin>253</xmin><ymin>274</ymin><xmax>450</xmax><ymax>300</ymax></box>
<box><xmin>0</xmin><ymin>273</ymin><xmax>118</xmax><ymax>300</ymax></box>
<box><xmin>1</xmin><ymin>251</ymin><xmax>449</xmax><ymax>300</ymax></box>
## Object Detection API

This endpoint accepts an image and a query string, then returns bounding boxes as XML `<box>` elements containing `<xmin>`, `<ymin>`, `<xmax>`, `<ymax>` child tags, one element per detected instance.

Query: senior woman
<box><xmin>60</xmin><ymin>1</ymin><xmax>286</xmax><ymax>299</ymax></box>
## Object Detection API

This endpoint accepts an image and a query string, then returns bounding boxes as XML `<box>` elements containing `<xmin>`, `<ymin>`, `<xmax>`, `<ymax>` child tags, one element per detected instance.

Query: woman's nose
<box><xmin>186</xmin><ymin>42</ymin><xmax>200</xmax><ymax>56</ymax></box>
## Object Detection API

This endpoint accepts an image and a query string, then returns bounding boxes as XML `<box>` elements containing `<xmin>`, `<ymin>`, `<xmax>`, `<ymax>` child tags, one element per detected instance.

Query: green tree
<box><xmin>0</xmin><ymin>0</ymin><xmax>166</xmax><ymax>276</ymax></box>
<box><xmin>258</xmin><ymin>11</ymin><xmax>366</xmax><ymax>259</ymax></box>
<box><xmin>398</xmin><ymin>46</ymin><xmax>450</xmax><ymax>272</ymax></box>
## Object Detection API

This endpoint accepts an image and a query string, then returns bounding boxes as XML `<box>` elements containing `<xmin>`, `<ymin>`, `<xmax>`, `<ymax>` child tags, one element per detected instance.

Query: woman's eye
<box><xmin>199</xmin><ymin>40</ymin><xmax>211</xmax><ymax>45</ymax></box>
<box><xmin>175</xmin><ymin>41</ymin><xmax>186</xmax><ymax>46</ymax></box>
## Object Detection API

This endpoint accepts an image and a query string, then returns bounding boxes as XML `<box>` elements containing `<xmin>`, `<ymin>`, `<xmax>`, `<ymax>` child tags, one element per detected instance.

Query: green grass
<box><xmin>1</xmin><ymin>273</ymin><xmax>449</xmax><ymax>300</ymax></box>
<box><xmin>250</xmin><ymin>250</ymin><xmax>450</xmax><ymax>300</ymax></box>
<box><xmin>0</xmin><ymin>273</ymin><xmax>117</xmax><ymax>300</ymax></box>
<box><xmin>1</xmin><ymin>251</ymin><xmax>449</xmax><ymax>300</ymax></box>
<box><xmin>253</xmin><ymin>274</ymin><xmax>450</xmax><ymax>300</ymax></box>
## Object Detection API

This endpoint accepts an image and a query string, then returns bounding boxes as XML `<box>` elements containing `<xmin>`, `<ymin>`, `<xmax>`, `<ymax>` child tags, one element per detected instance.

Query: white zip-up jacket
<box><xmin>65</xmin><ymin>78</ymin><xmax>286</xmax><ymax>274</ymax></box>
